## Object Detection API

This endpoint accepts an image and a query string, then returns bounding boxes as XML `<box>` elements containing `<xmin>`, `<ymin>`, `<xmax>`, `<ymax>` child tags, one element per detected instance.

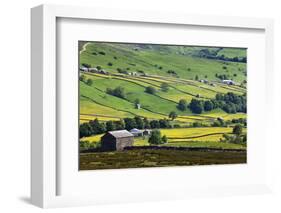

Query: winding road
<box><xmin>80</xmin><ymin>42</ymin><xmax>90</xmax><ymax>55</ymax></box>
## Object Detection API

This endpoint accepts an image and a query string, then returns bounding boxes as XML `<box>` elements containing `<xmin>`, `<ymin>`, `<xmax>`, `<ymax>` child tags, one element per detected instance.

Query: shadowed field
<box><xmin>79</xmin><ymin>149</ymin><xmax>246</xmax><ymax>170</ymax></box>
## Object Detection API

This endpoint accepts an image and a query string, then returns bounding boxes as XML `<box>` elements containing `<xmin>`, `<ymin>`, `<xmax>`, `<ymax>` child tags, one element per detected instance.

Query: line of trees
<box><xmin>79</xmin><ymin>117</ymin><xmax>173</xmax><ymax>138</ymax></box>
<box><xmin>197</xmin><ymin>48</ymin><xmax>247</xmax><ymax>63</ymax></box>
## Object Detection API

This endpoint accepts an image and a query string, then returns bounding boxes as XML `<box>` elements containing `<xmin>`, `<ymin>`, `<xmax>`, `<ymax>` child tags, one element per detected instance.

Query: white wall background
<box><xmin>0</xmin><ymin>0</ymin><xmax>281</xmax><ymax>212</ymax></box>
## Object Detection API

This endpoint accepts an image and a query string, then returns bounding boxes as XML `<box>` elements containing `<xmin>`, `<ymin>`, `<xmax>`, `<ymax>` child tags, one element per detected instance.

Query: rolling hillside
<box><xmin>80</xmin><ymin>42</ymin><xmax>247</xmax><ymax>83</ymax></box>
<box><xmin>79</xmin><ymin>41</ymin><xmax>247</xmax><ymax>141</ymax></box>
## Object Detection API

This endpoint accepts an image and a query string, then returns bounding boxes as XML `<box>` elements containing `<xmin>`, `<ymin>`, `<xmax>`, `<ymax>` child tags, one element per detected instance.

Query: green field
<box><xmin>79</xmin><ymin>42</ymin><xmax>247</xmax><ymax>169</ymax></box>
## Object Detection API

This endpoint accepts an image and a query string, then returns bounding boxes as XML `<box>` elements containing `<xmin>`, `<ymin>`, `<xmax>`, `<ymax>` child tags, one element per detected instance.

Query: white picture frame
<box><xmin>31</xmin><ymin>4</ymin><xmax>274</xmax><ymax>208</ymax></box>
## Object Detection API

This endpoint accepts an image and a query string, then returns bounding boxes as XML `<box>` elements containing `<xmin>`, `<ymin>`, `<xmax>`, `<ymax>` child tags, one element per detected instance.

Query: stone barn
<box><xmin>101</xmin><ymin>130</ymin><xmax>134</xmax><ymax>151</ymax></box>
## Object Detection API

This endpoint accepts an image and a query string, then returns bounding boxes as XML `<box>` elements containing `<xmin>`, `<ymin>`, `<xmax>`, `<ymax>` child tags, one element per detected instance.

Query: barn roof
<box><xmin>130</xmin><ymin>128</ymin><xmax>142</xmax><ymax>133</ymax></box>
<box><xmin>107</xmin><ymin>130</ymin><xmax>134</xmax><ymax>138</ymax></box>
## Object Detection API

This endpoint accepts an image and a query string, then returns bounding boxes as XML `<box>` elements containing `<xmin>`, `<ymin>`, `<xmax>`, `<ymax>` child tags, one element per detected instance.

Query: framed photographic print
<box><xmin>31</xmin><ymin>4</ymin><xmax>274</xmax><ymax>208</ymax></box>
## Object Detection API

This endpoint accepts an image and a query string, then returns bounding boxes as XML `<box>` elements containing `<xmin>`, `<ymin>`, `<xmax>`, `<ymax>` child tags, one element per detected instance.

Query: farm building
<box><xmin>143</xmin><ymin>129</ymin><xmax>152</xmax><ymax>136</ymax></box>
<box><xmin>222</xmin><ymin>80</ymin><xmax>235</xmax><ymax>85</ymax></box>
<box><xmin>101</xmin><ymin>130</ymin><xmax>134</xmax><ymax>151</ymax></box>
<box><xmin>129</xmin><ymin>128</ymin><xmax>152</xmax><ymax>137</ymax></box>
<box><xmin>80</xmin><ymin>66</ymin><xmax>89</xmax><ymax>72</ymax></box>
<box><xmin>130</xmin><ymin>128</ymin><xmax>143</xmax><ymax>137</ymax></box>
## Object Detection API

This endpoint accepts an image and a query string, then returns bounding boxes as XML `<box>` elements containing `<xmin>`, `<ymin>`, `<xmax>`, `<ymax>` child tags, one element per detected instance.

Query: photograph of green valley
<box><xmin>79</xmin><ymin>41</ymin><xmax>247</xmax><ymax>170</ymax></box>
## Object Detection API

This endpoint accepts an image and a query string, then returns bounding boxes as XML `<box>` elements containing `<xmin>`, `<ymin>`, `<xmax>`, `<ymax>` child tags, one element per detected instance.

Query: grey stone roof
<box><xmin>108</xmin><ymin>130</ymin><xmax>134</xmax><ymax>138</ymax></box>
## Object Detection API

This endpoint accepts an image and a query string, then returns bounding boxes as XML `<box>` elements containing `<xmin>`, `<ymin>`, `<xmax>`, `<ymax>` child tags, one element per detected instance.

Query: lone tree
<box><xmin>145</xmin><ymin>86</ymin><xmax>156</xmax><ymax>94</ymax></box>
<box><xmin>79</xmin><ymin>74</ymin><xmax>86</xmax><ymax>82</ymax></box>
<box><xmin>148</xmin><ymin>130</ymin><xmax>165</xmax><ymax>145</ymax></box>
<box><xmin>169</xmin><ymin>111</ymin><xmax>178</xmax><ymax>120</ymax></box>
<box><xmin>134</xmin><ymin>98</ymin><xmax>140</xmax><ymax>109</ymax></box>
<box><xmin>161</xmin><ymin>82</ymin><xmax>169</xmax><ymax>92</ymax></box>
<box><xmin>161</xmin><ymin>135</ymin><xmax>168</xmax><ymax>144</ymax></box>
<box><xmin>178</xmin><ymin>99</ymin><xmax>187</xmax><ymax>111</ymax></box>
<box><xmin>86</xmin><ymin>78</ymin><xmax>93</xmax><ymax>86</ymax></box>
<box><xmin>233</xmin><ymin>124</ymin><xmax>243</xmax><ymax>136</ymax></box>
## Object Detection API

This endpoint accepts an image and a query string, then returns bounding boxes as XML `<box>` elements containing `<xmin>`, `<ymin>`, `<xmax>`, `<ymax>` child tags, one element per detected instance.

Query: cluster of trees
<box><xmin>116</xmin><ymin>68</ymin><xmax>129</xmax><ymax>75</ymax></box>
<box><xmin>178</xmin><ymin>92</ymin><xmax>246</xmax><ymax>114</ymax></box>
<box><xmin>167</xmin><ymin>70</ymin><xmax>177</xmax><ymax>75</ymax></box>
<box><xmin>106</xmin><ymin>86</ymin><xmax>126</xmax><ymax>99</ymax></box>
<box><xmin>197</xmin><ymin>48</ymin><xmax>247</xmax><ymax>63</ymax></box>
<box><xmin>148</xmin><ymin>130</ymin><xmax>167</xmax><ymax>145</ymax></box>
<box><xmin>215</xmin><ymin>93</ymin><xmax>246</xmax><ymax>113</ymax></box>
<box><xmin>98</xmin><ymin>51</ymin><xmax>106</xmax><ymax>55</ymax></box>
<box><xmin>81</xmin><ymin>63</ymin><xmax>91</xmax><ymax>68</ymax></box>
<box><xmin>80</xmin><ymin>117</ymin><xmax>174</xmax><ymax>138</ymax></box>
<box><xmin>79</xmin><ymin>74</ymin><xmax>93</xmax><ymax>86</ymax></box>
<box><xmin>215</xmin><ymin>73</ymin><xmax>231</xmax><ymax>80</ymax></box>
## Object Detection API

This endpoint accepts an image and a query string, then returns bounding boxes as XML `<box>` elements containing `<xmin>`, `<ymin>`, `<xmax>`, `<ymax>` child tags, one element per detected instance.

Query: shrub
<box><xmin>161</xmin><ymin>82</ymin><xmax>169</xmax><ymax>92</ymax></box>
<box><xmin>178</xmin><ymin>99</ymin><xmax>187</xmax><ymax>111</ymax></box>
<box><xmin>145</xmin><ymin>86</ymin><xmax>156</xmax><ymax>94</ymax></box>
<box><xmin>161</xmin><ymin>135</ymin><xmax>168</xmax><ymax>143</ymax></box>
<box><xmin>86</xmin><ymin>78</ymin><xmax>93</xmax><ymax>86</ymax></box>
<box><xmin>98</xmin><ymin>51</ymin><xmax>106</xmax><ymax>55</ymax></box>
<box><xmin>233</xmin><ymin>125</ymin><xmax>243</xmax><ymax>136</ymax></box>
<box><xmin>169</xmin><ymin>111</ymin><xmax>178</xmax><ymax>121</ymax></box>
<box><xmin>108</xmin><ymin>62</ymin><xmax>113</xmax><ymax>66</ymax></box>
<box><xmin>79</xmin><ymin>74</ymin><xmax>86</xmax><ymax>82</ymax></box>
<box><xmin>82</xmin><ymin>63</ymin><xmax>91</xmax><ymax>68</ymax></box>
<box><xmin>192</xmin><ymin>122</ymin><xmax>203</xmax><ymax>127</ymax></box>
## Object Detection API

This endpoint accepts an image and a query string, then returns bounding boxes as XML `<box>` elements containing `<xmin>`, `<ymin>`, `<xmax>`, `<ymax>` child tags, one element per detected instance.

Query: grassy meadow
<box><xmin>79</xmin><ymin>42</ymin><xmax>247</xmax><ymax>170</ymax></box>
